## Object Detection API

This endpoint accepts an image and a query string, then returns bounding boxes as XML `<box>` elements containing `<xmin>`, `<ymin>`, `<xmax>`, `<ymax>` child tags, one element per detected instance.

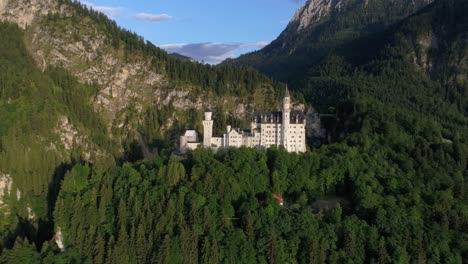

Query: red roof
<box><xmin>272</xmin><ymin>194</ymin><xmax>284</xmax><ymax>206</ymax></box>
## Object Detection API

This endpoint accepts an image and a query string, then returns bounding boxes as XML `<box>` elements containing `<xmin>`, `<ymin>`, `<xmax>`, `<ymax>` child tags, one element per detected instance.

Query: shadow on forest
<box><xmin>39</xmin><ymin>163</ymin><xmax>73</xmax><ymax>249</ymax></box>
<box><xmin>0</xmin><ymin>163</ymin><xmax>72</xmax><ymax>252</ymax></box>
<box><xmin>1</xmin><ymin>216</ymin><xmax>40</xmax><ymax>251</ymax></box>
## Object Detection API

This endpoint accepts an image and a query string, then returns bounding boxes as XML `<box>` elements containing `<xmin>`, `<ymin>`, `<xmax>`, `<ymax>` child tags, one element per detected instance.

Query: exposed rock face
<box><xmin>280</xmin><ymin>0</ymin><xmax>434</xmax><ymax>50</ymax></box>
<box><xmin>55</xmin><ymin>227</ymin><xmax>65</xmax><ymax>252</ymax></box>
<box><xmin>26</xmin><ymin>16</ymin><xmax>166</xmax><ymax>122</ymax></box>
<box><xmin>0</xmin><ymin>174</ymin><xmax>13</xmax><ymax>207</ymax></box>
<box><xmin>0</xmin><ymin>0</ymin><xmax>59</xmax><ymax>28</ymax></box>
<box><xmin>0</xmin><ymin>174</ymin><xmax>22</xmax><ymax>216</ymax></box>
<box><xmin>1</xmin><ymin>0</ymin><xmax>280</xmax><ymax>158</ymax></box>
<box><xmin>1</xmin><ymin>0</ymin><xmax>189</xmax><ymax>129</ymax></box>
<box><xmin>306</xmin><ymin>107</ymin><xmax>326</xmax><ymax>140</ymax></box>
<box><xmin>0</xmin><ymin>0</ymin><xmax>7</xmax><ymax>14</ymax></box>
<box><xmin>10</xmin><ymin>0</ymin><xmax>222</xmax><ymax>134</ymax></box>
<box><xmin>54</xmin><ymin>116</ymin><xmax>107</xmax><ymax>161</ymax></box>
<box><xmin>27</xmin><ymin>207</ymin><xmax>35</xmax><ymax>221</ymax></box>
<box><xmin>56</xmin><ymin>116</ymin><xmax>80</xmax><ymax>151</ymax></box>
<box><xmin>412</xmin><ymin>32</ymin><xmax>438</xmax><ymax>72</ymax></box>
<box><xmin>291</xmin><ymin>0</ymin><xmax>347</xmax><ymax>31</ymax></box>
<box><xmin>408</xmin><ymin>28</ymin><xmax>467</xmax><ymax>90</ymax></box>
<box><xmin>289</xmin><ymin>0</ymin><xmax>435</xmax><ymax>32</ymax></box>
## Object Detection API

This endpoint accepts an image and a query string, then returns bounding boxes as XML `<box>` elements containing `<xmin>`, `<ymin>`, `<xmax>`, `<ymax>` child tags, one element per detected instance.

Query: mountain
<box><xmin>169</xmin><ymin>53</ymin><xmax>194</xmax><ymax>62</ymax></box>
<box><xmin>0</xmin><ymin>0</ymin><xmax>284</xmax><ymax>140</ymax></box>
<box><xmin>225</xmin><ymin>0</ymin><xmax>433</xmax><ymax>81</ymax></box>
<box><xmin>301</xmin><ymin>0</ymin><xmax>468</xmax><ymax>117</ymax></box>
<box><xmin>227</xmin><ymin>0</ymin><xmax>467</xmax><ymax>115</ymax></box>
<box><xmin>0</xmin><ymin>0</ymin><xmax>467</xmax><ymax>262</ymax></box>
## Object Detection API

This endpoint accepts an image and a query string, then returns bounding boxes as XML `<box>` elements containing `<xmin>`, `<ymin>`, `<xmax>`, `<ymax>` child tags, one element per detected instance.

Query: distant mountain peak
<box><xmin>290</xmin><ymin>0</ymin><xmax>350</xmax><ymax>31</ymax></box>
<box><xmin>227</xmin><ymin>0</ymin><xmax>435</xmax><ymax>81</ymax></box>
<box><xmin>288</xmin><ymin>0</ymin><xmax>433</xmax><ymax>32</ymax></box>
<box><xmin>169</xmin><ymin>52</ymin><xmax>194</xmax><ymax>62</ymax></box>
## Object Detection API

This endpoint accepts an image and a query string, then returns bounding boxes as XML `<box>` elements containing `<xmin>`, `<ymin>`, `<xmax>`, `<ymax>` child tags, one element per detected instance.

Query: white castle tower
<box><xmin>202</xmin><ymin>111</ymin><xmax>213</xmax><ymax>147</ymax></box>
<box><xmin>282</xmin><ymin>86</ymin><xmax>291</xmax><ymax>151</ymax></box>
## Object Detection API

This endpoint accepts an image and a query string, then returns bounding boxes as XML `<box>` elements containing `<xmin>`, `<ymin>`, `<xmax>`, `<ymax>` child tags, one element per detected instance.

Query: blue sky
<box><xmin>80</xmin><ymin>0</ymin><xmax>305</xmax><ymax>63</ymax></box>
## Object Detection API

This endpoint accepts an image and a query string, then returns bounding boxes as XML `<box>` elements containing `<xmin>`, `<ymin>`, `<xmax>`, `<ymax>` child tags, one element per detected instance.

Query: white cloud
<box><xmin>80</xmin><ymin>1</ymin><xmax>123</xmax><ymax>17</ymax></box>
<box><xmin>242</xmin><ymin>41</ymin><xmax>270</xmax><ymax>49</ymax></box>
<box><xmin>159</xmin><ymin>41</ymin><xmax>269</xmax><ymax>64</ymax></box>
<box><xmin>134</xmin><ymin>13</ymin><xmax>173</xmax><ymax>22</ymax></box>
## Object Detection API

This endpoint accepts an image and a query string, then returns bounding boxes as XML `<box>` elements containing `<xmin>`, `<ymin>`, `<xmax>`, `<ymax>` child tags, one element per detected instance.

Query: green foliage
<box><xmin>61</xmin><ymin>165</ymin><xmax>90</xmax><ymax>194</ymax></box>
<box><xmin>0</xmin><ymin>21</ymin><xmax>117</xmax><ymax>248</ymax></box>
<box><xmin>0</xmin><ymin>239</ymin><xmax>41</xmax><ymax>264</ymax></box>
<box><xmin>12</xmin><ymin>116</ymin><xmax>464</xmax><ymax>262</ymax></box>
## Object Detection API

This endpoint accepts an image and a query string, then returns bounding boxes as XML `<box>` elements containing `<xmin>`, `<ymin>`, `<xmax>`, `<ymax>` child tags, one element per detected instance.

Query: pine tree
<box><xmin>93</xmin><ymin>233</ymin><xmax>106</xmax><ymax>264</ymax></box>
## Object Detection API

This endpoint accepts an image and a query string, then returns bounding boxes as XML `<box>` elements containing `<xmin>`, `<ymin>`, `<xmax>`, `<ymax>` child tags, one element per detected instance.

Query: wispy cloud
<box><xmin>80</xmin><ymin>1</ymin><xmax>123</xmax><ymax>17</ymax></box>
<box><xmin>134</xmin><ymin>13</ymin><xmax>173</xmax><ymax>22</ymax></box>
<box><xmin>243</xmin><ymin>41</ymin><xmax>270</xmax><ymax>49</ymax></box>
<box><xmin>159</xmin><ymin>41</ymin><xmax>269</xmax><ymax>64</ymax></box>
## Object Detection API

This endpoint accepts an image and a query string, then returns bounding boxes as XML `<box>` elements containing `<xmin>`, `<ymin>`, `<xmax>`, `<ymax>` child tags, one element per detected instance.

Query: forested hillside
<box><xmin>2</xmin><ymin>118</ymin><xmax>467</xmax><ymax>262</ymax></box>
<box><xmin>0</xmin><ymin>0</ymin><xmax>286</xmax><ymax>257</ymax></box>
<box><xmin>0</xmin><ymin>0</ymin><xmax>467</xmax><ymax>263</ymax></box>
<box><xmin>2</xmin><ymin>0</ymin><xmax>286</xmax><ymax>157</ymax></box>
<box><xmin>0</xmin><ymin>22</ymin><xmax>117</xmax><ymax>246</ymax></box>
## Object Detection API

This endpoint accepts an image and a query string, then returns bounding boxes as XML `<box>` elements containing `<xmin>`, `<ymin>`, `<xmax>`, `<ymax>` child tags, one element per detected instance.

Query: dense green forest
<box><xmin>2</xmin><ymin>109</ymin><xmax>467</xmax><ymax>262</ymax></box>
<box><xmin>0</xmin><ymin>0</ymin><xmax>467</xmax><ymax>263</ymax></box>
<box><xmin>299</xmin><ymin>0</ymin><xmax>468</xmax><ymax>116</ymax></box>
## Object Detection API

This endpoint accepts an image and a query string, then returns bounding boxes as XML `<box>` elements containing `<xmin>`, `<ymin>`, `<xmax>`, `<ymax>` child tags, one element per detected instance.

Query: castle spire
<box><xmin>282</xmin><ymin>84</ymin><xmax>291</xmax><ymax>151</ymax></box>
<box><xmin>285</xmin><ymin>84</ymin><xmax>290</xmax><ymax>98</ymax></box>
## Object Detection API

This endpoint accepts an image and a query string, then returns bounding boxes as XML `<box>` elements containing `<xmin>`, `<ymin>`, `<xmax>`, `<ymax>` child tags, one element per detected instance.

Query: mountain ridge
<box><xmin>0</xmin><ymin>0</ymin><xmax>288</xmax><ymax>150</ymax></box>
<box><xmin>226</xmin><ymin>0</ymin><xmax>434</xmax><ymax>81</ymax></box>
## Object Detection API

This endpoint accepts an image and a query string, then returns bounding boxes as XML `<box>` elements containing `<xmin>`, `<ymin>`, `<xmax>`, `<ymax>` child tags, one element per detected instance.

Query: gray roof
<box><xmin>252</xmin><ymin>111</ymin><xmax>305</xmax><ymax>124</ymax></box>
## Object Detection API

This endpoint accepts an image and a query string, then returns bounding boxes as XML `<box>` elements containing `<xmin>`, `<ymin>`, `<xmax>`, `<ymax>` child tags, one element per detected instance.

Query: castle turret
<box><xmin>203</xmin><ymin>112</ymin><xmax>213</xmax><ymax>147</ymax></box>
<box><xmin>180</xmin><ymin>135</ymin><xmax>188</xmax><ymax>154</ymax></box>
<box><xmin>282</xmin><ymin>86</ymin><xmax>291</xmax><ymax>151</ymax></box>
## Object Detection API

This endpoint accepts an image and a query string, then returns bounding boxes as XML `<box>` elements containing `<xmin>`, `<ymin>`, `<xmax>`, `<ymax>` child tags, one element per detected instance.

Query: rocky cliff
<box><xmin>0</xmin><ymin>0</ymin><xmax>59</xmax><ymax>28</ymax></box>
<box><xmin>290</xmin><ymin>0</ymin><xmax>348</xmax><ymax>32</ymax></box>
<box><xmin>0</xmin><ymin>0</ymin><xmax>281</xmax><ymax>154</ymax></box>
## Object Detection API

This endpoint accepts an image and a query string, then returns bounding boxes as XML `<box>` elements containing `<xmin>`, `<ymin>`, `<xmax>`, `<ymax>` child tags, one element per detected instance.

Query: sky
<box><xmin>79</xmin><ymin>0</ymin><xmax>306</xmax><ymax>64</ymax></box>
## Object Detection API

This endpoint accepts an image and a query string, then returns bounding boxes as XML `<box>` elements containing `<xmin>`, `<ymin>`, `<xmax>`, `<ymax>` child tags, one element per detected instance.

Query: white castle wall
<box><xmin>181</xmin><ymin>88</ymin><xmax>307</xmax><ymax>153</ymax></box>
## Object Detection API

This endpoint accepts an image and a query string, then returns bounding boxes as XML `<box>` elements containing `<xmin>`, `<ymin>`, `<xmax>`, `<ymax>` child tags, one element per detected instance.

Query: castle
<box><xmin>180</xmin><ymin>87</ymin><xmax>307</xmax><ymax>153</ymax></box>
